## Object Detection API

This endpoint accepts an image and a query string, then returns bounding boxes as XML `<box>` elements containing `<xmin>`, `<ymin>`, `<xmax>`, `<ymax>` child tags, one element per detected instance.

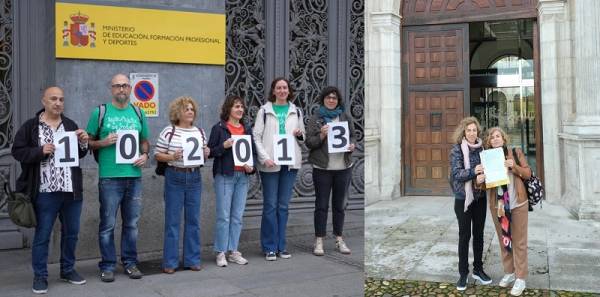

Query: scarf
<box><xmin>319</xmin><ymin>106</ymin><xmax>344</xmax><ymax>123</ymax></box>
<box><xmin>497</xmin><ymin>185</ymin><xmax>513</xmax><ymax>253</ymax></box>
<box><xmin>497</xmin><ymin>146</ymin><xmax>516</xmax><ymax>253</ymax></box>
<box><xmin>462</xmin><ymin>137</ymin><xmax>482</xmax><ymax>212</ymax></box>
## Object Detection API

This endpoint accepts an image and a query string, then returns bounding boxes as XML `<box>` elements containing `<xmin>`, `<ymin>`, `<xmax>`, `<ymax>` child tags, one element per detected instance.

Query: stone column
<box><xmin>537</xmin><ymin>0</ymin><xmax>571</xmax><ymax>205</ymax></box>
<box><xmin>365</xmin><ymin>0</ymin><xmax>402</xmax><ymax>204</ymax></box>
<box><xmin>558</xmin><ymin>0</ymin><xmax>600</xmax><ymax>220</ymax></box>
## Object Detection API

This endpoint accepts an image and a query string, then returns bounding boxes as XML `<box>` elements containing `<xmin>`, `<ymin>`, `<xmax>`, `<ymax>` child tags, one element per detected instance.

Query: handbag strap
<box><xmin>512</xmin><ymin>147</ymin><xmax>521</xmax><ymax>167</ymax></box>
<box><xmin>166</xmin><ymin>125</ymin><xmax>176</xmax><ymax>151</ymax></box>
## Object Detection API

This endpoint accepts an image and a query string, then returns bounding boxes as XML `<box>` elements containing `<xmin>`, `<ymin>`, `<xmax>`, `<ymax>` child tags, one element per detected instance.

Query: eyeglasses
<box><xmin>325</xmin><ymin>95</ymin><xmax>338</xmax><ymax>100</ymax></box>
<box><xmin>111</xmin><ymin>83</ymin><xmax>131</xmax><ymax>89</ymax></box>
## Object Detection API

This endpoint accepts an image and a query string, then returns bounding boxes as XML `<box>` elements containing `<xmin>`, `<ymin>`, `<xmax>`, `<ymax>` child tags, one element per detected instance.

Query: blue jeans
<box><xmin>32</xmin><ymin>192</ymin><xmax>82</xmax><ymax>278</ymax></box>
<box><xmin>163</xmin><ymin>167</ymin><xmax>202</xmax><ymax>269</ymax></box>
<box><xmin>98</xmin><ymin>177</ymin><xmax>142</xmax><ymax>272</ymax></box>
<box><xmin>214</xmin><ymin>171</ymin><xmax>249</xmax><ymax>252</ymax></box>
<box><xmin>260</xmin><ymin>166</ymin><xmax>298</xmax><ymax>253</ymax></box>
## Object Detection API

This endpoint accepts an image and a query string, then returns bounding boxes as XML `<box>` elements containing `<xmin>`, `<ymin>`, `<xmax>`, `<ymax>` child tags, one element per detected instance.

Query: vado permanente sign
<box><xmin>130</xmin><ymin>73</ymin><xmax>159</xmax><ymax>118</ymax></box>
<box><xmin>55</xmin><ymin>2</ymin><xmax>225</xmax><ymax>65</ymax></box>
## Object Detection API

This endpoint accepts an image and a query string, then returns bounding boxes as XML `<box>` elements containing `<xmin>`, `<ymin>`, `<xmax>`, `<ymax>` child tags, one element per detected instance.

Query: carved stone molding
<box><xmin>402</xmin><ymin>0</ymin><xmax>538</xmax><ymax>25</ymax></box>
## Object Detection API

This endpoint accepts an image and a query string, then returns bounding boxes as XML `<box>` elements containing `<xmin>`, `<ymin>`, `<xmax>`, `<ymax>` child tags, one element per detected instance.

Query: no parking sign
<box><xmin>129</xmin><ymin>73</ymin><xmax>159</xmax><ymax>117</ymax></box>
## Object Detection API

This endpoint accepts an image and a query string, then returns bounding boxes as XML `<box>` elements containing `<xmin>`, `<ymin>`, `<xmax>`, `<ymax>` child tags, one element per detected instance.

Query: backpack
<box><xmin>91</xmin><ymin>104</ymin><xmax>143</xmax><ymax>163</ymax></box>
<box><xmin>512</xmin><ymin>147</ymin><xmax>545</xmax><ymax>210</ymax></box>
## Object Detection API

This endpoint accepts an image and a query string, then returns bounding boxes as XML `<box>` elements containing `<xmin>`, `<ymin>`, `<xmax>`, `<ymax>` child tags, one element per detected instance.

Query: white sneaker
<box><xmin>227</xmin><ymin>251</ymin><xmax>248</xmax><ymax>265</ymax></box>
<box><xmin>499</xmin><ymin>273</ymin><xmax>516</xmax><ymax>287</ymax></box>
<box><xmin>510</xmin><ymin>279</ymin><xmax>526</xmax><ymax>296</ymax></box>
<box><xmin>313</xmin><ymin>237</ymin><xmax>324</xmax><ymax>256</ymax></box>
<box><xmin>216</xmin><ymin>252</ymin><xmax>228</xmax><ymax>267</ymax></box>
<box><xmin>335</xmin><ymin>239</ymin><xmax>351</xmax><ymax>254</ymax></box>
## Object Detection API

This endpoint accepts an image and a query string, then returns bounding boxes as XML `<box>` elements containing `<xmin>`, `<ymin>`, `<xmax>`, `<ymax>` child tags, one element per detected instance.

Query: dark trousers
<box><xmin>313</xmin><ymin>167</ymin><xmax>352</xmax><ymax>237</ymax></box>
<box><xmin>454</xmin><ymin>197</ymin><xmax>487</xmax><ymax>276</ymax></box>
<box><xmin>32</xmin><ymin>192</ymin><xmax>82</xmax><ymax>278</ymax></box>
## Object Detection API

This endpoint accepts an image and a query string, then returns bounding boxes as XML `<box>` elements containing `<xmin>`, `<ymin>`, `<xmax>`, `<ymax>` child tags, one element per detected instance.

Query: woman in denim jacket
<box><xmin>449</xmin><ymin>116</ymin><xmax>490</xmax><ymax>291</ymax></box>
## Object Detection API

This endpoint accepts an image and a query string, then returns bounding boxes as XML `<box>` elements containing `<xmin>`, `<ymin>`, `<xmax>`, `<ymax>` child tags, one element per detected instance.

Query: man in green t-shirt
<box><xmin>86</xmin><ymin>73</ymin><xmax>150</xmax><ymax>282</ymax></box>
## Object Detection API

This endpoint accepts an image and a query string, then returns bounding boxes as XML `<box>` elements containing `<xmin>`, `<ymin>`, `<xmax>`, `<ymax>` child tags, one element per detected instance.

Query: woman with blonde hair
<box><xmin>449</xmin><ymin>116</ymin><xmax>491</xmax><ymax>291</ymax></box>
<box><xmin>484</xmin><ymin>127</ymin><xmax>531</xmax><ymax>296</ymax></box>
<box><xmin>154</xmin><ymin>96</ymin><xmax>209</xmax><ymax>273</ymax></box>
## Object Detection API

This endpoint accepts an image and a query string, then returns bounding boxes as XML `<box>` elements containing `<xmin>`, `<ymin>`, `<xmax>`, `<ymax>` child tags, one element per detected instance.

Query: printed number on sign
<box><xmin>273</xmin><ymin>134</ymin><xmax>296</xmax><ymax>165</ymax></box>
<box><xmin>53</xmin><ymin>131</ymin><xmax>79</xmax><ymax>167</ymax></box>
<box><xmin>181</xmin><ymin>131</ymin><xmax>204</xmax><ymax>166</ymax></box>
<box><xmin>327</xmin><ymin>121</ymin><xmax>350</xmax><ymax>153</ymax></box>
<box><xmin>232</xmin><ymin>135</ymin><xmax>253</xmax><ymax>167</ymax></box>
<box><xmin>116</xmin><ymin>130</ymin><xmax>139</xmax><ymax>164</ymax></box>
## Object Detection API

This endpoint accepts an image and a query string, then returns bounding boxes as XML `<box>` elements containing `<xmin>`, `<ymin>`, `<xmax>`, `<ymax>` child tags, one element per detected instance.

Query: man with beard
<box><xmin>86</xmin><ymin>73</ymin><xmax>150</xmax><ymax>282</ymax></box>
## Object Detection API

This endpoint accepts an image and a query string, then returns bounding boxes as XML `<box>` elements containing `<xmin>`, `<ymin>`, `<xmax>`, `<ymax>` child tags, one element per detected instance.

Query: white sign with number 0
<box><xmin>327</xmin><ymin>121</ymin><xmax>350</xmax><ymax>153</ymax></box>
<box><xmin>232</xmin><ymin>135</ymin><xmax>253</xmax><ymax>167</ymax></box>
<box><xmin>116</xmin><ymin>130</ymin><xmax>139</xmax><ymax>164</ymax></box>
<box><xmin>181</xmin><ymin>131</ymin><xmax>204</xmax><ymax>166</ymax></box>
<box><xmin>273</xmin><ymin>134</ymin><xmax>296</xmax><ymax>166</ymax></box>
<box><xmin>53</xmin><ymin>131</ymin><xmax>79</xmax><ymax>167</ymax></box>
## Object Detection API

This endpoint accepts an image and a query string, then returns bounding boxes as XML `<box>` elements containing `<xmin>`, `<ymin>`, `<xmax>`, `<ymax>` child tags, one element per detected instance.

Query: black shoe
<box><xmin>124</xmin><ymin>265</ymin><xmax>143</xmax><ymax>279</ymax></box>
<box><xmin>100</xmin><ymin>270</ymin><xmax>114</xmax><ymax>283</ymax></box>
<box><xmin>456</xmin><ymin>275</ymin><xmax>467</xmax><ymax>291</ymax></box>
<box><xmin>32</xmin><ymin>277</ymin><xmax>48</xmax><ymax>294</ymax></box>
<box><xmin>277</xmin><ymin>251</ymin><xmax>292</xmax><ymax>259</ymax></box>
<box><xmin>473</xmin><ymin>269</ymin><xmax>492</xmax><ymax>285</ymax></box>
<box><xmin>60</xmin><ymin>270</ymin><xmax>86</xmax><ymax>285</ymax></box>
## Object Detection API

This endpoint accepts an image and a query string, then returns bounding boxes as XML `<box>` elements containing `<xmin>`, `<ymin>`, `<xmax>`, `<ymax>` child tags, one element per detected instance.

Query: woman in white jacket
<box><xmin>253</xmin><ymin>77</ymin><xmax>305</xmax><ymax>261</ymax></box>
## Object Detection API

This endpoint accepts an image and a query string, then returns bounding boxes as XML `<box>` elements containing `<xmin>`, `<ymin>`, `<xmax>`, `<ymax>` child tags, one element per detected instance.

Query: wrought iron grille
<box><xmin>225</xmin><ymin>0</ymin><xmax>364</xmax><ymax>215</ymax></box>
<box><xmin>0</xmin><ymin>0</ymin><xmax>13</xmax><ymax>151</ymax></box>
<box><xmin>0</xmin><ymin>0</ymin><xmax>12</xmax><ymax>213</ymax></box>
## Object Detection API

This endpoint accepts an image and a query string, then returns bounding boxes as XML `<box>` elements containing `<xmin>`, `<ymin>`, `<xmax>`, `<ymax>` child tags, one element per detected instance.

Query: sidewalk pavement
<box><xmin>0</xmin><ymin>210</ymin><xmax>364</xmax><ymax>297</ymax></box>
<box><xmin>365</xmin><ymin>196</ymin><xmax>600</xmax><ymax>293</ymax></box>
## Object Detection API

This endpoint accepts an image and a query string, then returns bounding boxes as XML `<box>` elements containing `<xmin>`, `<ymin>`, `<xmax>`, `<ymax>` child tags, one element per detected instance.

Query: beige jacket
<box><xmin>253</xmin><ymin>102</ymin><xmax>305</xmax><ymax>172</ymax></box>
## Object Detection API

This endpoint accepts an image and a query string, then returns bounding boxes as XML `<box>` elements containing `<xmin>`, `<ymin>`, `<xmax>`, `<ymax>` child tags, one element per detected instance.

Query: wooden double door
<box><xmin>402</xmin><ymin>24</ymin><xmax>469</xmax><ymax>195</ymax></box>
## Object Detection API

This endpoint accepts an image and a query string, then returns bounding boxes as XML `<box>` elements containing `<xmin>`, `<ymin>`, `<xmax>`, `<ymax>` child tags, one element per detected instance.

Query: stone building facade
<box><xmin>365</xmin><ymin>0</ymin><xmax>600</xmax><ymax>221</ymax></box>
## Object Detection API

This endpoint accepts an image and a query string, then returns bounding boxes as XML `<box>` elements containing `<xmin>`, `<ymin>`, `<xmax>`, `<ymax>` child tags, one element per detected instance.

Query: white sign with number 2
<box><xmin>181</xmin><ymin>131</ymin><xmax>204</xmax><ymax>166</ymax></box>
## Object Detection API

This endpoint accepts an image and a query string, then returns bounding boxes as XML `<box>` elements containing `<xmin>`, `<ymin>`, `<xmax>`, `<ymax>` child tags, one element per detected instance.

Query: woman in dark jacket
<box><xmin>305</xmin><ymin>86</ymin><xmax>356</xmax><ymax>256</ymax></box>
<box><xmin>12</xmin><ymin>87</ymin><xmax>88</xmax><ymax>294</ymax></box>
<box><xmin>208</xmin><ymin>95</ymin><xmax>255</xmax><ymax>267</ymax></box>
<box><xmin>449</xmin><ymin>116</ymin><xmax>490</xmax><ymax>291</ymax></box>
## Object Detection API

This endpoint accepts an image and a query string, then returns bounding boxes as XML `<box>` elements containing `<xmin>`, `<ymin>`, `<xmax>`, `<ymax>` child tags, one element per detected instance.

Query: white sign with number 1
<box><xmin>53</xmin><ymin>132</ymin><xmax>78</xmax><ymax>167</ymax></box>
<box><xmin>273</xmin><ymin>134</ymin><xmax>296</xmax><ymax>165</ymax></box>
<box><xmin>116</xmin><ymin>130</ymin><xmax>139</xmax><ymax>164</ymax></box>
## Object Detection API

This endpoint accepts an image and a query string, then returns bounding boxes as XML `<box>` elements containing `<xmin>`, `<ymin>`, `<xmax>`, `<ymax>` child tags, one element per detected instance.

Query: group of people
<box><xmin>11</xmin><ymin>74</ymin><xmax>356</xmax><ymax>294</ymax></box>
<box><xmin>450</xmin><ymin>116</ymin><xmax>532</xmax><ymax>296</ymax></box>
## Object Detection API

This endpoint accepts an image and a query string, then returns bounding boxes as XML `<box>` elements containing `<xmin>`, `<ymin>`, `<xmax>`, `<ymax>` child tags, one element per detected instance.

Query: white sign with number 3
<box><xmin>181</xmin><ymin>131</ymin><xmax>204</xmax><ymax>166</ymax></box>
<box><xmin>327</xmin><ymin>121</ymin><xmax>350</xmax><ymax>153</ymax></box>
<box><xmin>273</xmin><ymin>134</ymin><xmax>296</xmax><ymax>166</ymax></box>
<box><xmin>53</xmin><ymin>131</ymin><xmax>79</xmax><ymax>167</ymax></box>
<box><xmin>232</xmin><ymin>135</ymin><xmax>253</xmax><ymax>167</ymax></box>
<box><xmin>116</xmin><ymin>130</ymin><xmax>139</xmax><ymax>164</ymax></box>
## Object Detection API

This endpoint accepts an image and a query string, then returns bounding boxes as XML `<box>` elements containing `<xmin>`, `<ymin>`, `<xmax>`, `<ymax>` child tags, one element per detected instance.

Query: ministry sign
<box><xmin>55</xmin><ymin>2</ymin><xmax>225</xmax><ymax>65</ymax></box>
